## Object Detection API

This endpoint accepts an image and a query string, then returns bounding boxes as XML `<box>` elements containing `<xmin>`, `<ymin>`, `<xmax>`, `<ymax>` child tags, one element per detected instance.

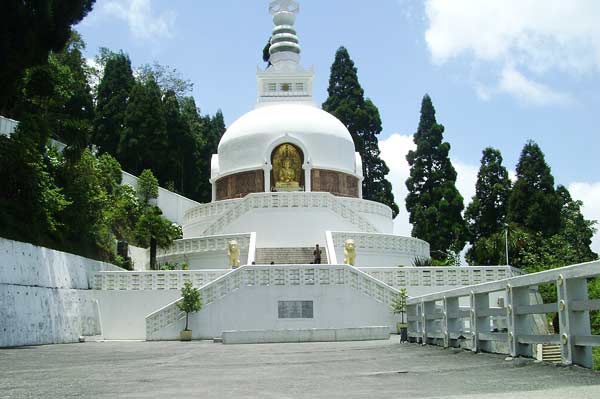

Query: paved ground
<box><xmin>1</xmin><ymin>337</ymin><xmax>599</xmax><ymax>398</ymax></box>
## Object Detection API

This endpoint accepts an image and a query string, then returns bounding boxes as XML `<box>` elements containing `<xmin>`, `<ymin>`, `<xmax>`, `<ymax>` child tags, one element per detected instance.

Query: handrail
<box><xmin>406</xmin><ymin>260</ymin><xmax>600</xmax><ymax>369</ymax></box>
<box><xmin>198</xmin><ymin>192</ymin><xmax>380</xmax><ymax>237</ymax></box>
<box><xmin>145</xmin><ymin>264</ymin><xmax>399</xmax><ymax>340</ymax></box>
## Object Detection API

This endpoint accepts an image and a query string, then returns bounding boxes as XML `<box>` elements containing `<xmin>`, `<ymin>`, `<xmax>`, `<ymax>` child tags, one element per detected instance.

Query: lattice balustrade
<box><xmin>145</xmin><ymin>264</ymin><xmax>399</xmax><ymax>340</ymax></box>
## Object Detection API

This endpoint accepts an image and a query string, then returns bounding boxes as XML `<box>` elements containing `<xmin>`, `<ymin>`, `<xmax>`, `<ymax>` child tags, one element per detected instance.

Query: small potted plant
<box><xmin>177</xmin><ymin>282</ymin><xmax>202</xmax><ymax>341</ymax></box>
<box><xmin>391</xmin><ymin>288</ymin><xmax>408</xmax><ymax>343</ymax></box>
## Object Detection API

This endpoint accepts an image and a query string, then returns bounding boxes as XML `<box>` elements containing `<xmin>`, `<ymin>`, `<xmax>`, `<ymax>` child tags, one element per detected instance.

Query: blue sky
<box><xmin>77</xmin><ymin>0</ymin><xmax>600</xmax><ymax>252</ymax></box>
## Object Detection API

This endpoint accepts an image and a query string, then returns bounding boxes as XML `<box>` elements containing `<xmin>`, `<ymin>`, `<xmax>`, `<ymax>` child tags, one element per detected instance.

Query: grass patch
<box><xmin>594</xmin><ymin>348</ymin><xmax>600</xmax><ymax>371</ymax></box>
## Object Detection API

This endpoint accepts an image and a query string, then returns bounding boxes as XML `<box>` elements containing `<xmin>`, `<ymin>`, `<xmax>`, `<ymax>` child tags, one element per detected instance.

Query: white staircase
<box><xmin>254</xmin><ymin>247</ymin><xmax>329</xmax><ymax>265</ymax></box>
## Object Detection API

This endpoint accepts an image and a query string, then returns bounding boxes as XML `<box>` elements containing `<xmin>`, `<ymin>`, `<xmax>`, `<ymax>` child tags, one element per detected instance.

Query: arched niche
<box><xmin>271</xmin><ymin>143</ymin><xmax>305</xmax><ymax>192</ymax></box>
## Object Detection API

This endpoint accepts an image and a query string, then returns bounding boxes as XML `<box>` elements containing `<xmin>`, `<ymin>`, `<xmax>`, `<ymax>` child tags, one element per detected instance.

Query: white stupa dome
<box><xmin>216</xmin><ymin>103</ymin><xmax>358</xmax><ymax>177</ymax></box>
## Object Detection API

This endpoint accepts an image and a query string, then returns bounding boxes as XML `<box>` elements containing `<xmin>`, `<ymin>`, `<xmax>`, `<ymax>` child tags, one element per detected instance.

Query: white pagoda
<box><xmin>158</xmin><ymin>0</ymin><xmax>430</xmax><ymax>270</ymax></box>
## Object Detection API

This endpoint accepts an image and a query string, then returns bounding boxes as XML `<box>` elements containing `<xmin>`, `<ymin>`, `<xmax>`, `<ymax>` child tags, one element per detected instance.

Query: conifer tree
<box><xmin>119</xmin><ymin>76</ymin><xmax>167</xmax><ymax>177</ymax></box>
<box><xmin>555</xmin><ymin>185</ymin><xmax>597</xmax><ymax>262</ymax></box>
<box><xmin>93</xmin><ymin>52</ymin><xmax>135</xmax><ymax>155</ymax></box>
<box><xmin>508</xmin><ymin>141</ymin><xmax>561</xmax><ymax>236</ymax></box>
<box><xmin>406</xmin><ymin>95</ymin><xmax>466</xmax><ymax>260</ymax></box>
<box><xmin>163</xmin><ymin>90</ymin><xmax>195</xmax><ymax>192</ymax></box>
<box><xmin>323</xmin><ymin>47</ymin><xmax>398</xmax><ymax>216</ymax></box>
<box><xmin>465</xmin><ymin>148</ymin><xmax>512</xmax><ymax>265</ymax></box>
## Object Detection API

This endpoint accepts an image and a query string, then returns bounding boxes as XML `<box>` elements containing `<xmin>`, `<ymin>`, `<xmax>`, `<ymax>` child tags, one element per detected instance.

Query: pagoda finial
<box><xmin>269</xmin><ymin>0</ymin><xmax>299</xmax><ymax>15</ymax></box>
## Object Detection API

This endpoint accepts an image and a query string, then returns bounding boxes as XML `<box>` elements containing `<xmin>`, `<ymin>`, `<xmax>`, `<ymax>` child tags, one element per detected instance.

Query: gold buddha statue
<box><xmin>272</xmin><ymin>144</ymin><xmax>302</xmax><ymax>190</ymax></box>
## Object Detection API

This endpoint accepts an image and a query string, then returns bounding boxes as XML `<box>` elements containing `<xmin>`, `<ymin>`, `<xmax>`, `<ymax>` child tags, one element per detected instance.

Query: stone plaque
<box><xmin>278</xmin><ymin>300</ymin><xmax>313</xmax><ymax>319</ymax></box>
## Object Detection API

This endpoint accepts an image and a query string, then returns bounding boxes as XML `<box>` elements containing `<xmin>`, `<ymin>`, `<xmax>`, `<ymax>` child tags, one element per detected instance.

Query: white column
<box><xmin>263</xmin><ymin>164</ymin><xmax>271</xmax><ymax>193</ymax></box>
<box><xmin>211</xmin><ymin>180</ymin><xmax>216</xmax><ymax>202</ymax></box>
<box><xmin>303</xmin><ymin>163</ymin><xmax>311</xmax><ymax>192</ymax></box>
<box><xmin>358</xmin><ymin>177</ymin><xmax>364</xmax><ymax>199</ymax></box>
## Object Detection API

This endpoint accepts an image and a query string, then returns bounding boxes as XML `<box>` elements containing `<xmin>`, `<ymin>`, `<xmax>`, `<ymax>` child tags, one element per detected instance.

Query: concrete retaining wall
<box><xmin>0</xmin><ymin>238</ymin><xmax>122</xmax><ymax>347</ymax></box>
<box><xmin>222</xmin><ymin>327</ymin><xmax>390</xmax><ymax>344</ymax></box>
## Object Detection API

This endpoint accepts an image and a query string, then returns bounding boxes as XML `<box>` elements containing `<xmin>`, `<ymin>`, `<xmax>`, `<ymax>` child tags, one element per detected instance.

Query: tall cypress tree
<box><xmin>323</xmin><ymin>47</ymin><xmax>398</xmax><ymax>216</ymax></box>
<box><xmin>465</xmin><ymin>148</ymin><xmax>512</xmax><ymax>265</ymax></box>
<box><xmin>93</xmin><ymin>52</ymin><xmax>135</xmax><ymax>155</ymax></box>
<box><xmin>162</xmin><ymin>90</ymin><xmax>194</xmax><ymax>193</ymax></box>
<box><xmin>508</xmin><ymin>141</ymin><xmax>561</xmax><ymax>236</ymax></box>
<box><xmin>406</xmin><ymin>95</ymin><xmax>466</xmax><ymax>260</ymax></box>
<box><xmin>119</xmin><ymin>76</ymin><xmax>167</xmax><ymax>177</ymax></box>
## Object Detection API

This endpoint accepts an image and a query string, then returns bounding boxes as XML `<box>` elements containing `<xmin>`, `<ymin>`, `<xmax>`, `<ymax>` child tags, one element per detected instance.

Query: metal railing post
<box><xmin>557</xmin><ymin>275</ymin><xmax>593</xmax><ymax>368</ymax></box>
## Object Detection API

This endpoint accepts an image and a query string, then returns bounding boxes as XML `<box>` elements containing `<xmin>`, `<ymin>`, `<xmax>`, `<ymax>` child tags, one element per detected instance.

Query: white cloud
<box><xmin>380</xmin><ymin>133</ymin><xmax>600</xmax><ymax>256</ymax></box>
<box><xmin>568</xmin><ymin>182</ymin><xmax>600</xmax><ymax>254</ymax></box>
<box><xmin>423</xmin><ymin>0</ymin><xmax>600</xmax><ymax>104</ymax></box>
<box><xmin>499</xmin><ymin>65</ymin><xmax>573</xmax><ymax>106</ymax></box>
<box><xmin>102</xmin><ymin>0</ymin><xmax>175</xmax><ymax>41</ymax></box>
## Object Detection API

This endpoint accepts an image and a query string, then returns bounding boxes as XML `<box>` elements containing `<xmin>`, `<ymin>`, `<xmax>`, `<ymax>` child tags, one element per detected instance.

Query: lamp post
<box><xmin>504</xmin><ymin>223</ymin><xmax>509</xmax><ymax>266</ymax></box>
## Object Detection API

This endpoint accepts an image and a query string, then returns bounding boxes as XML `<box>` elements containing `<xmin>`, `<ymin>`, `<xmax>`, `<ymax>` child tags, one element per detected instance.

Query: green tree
<box><xmin>93</xmin><ymin>51</ymin><xmax>135</xmax><ymax>155</ymax></box>
<box><xmin>119</xmin><ymin>76</ymin><xmax>167</xmax><ymax>176</ymax></box>
<box><xmin>137</xmin><ymin>169</ymin><xmax>159</xmax><ymax>204</ymax></box>
<box><xmin>134</xmin><ymin>206</ymin><xmax>181</xmax><ymax>270</ymax></box>
<box><xmin>405</xmin><ymin>95</ymin><xmax>467</xmax><ymax>260</ymax></box>
<box><xmin>180</xmin><ymin>96</ymin><xmax>208</xmax><ymax>201</ymax></box>
<box><xmin>555</xmin><ymin>185</ymin><xmax>598</xmax><ymax>262</ymax></box>
<box><xmin>177</xmin><ymin>282</ymin><xmax>203</xmax><ymax>332</ymax></box>
<box><xmin>323</xmin><ymin>47</ymin><xmax>398</xmax><ymax>216</ymax></box>
<box><xmin>508</xmin><ymin>141</ymin><xmax>561</xmax><ymax>236</ymax></box>
<box><xmin>137</xmin><ymin>62</ymin><xmax>193</xmax><ymax>99</ymax></box>
<box><xmin>0</xmin><ymin>0</ymin><xmax>96</xmax><ymax>112</ymax></box>
<box><xmin>465</xmin><ymin>148</ymin><xmax>512</xmax><ymax>265</ymax></box>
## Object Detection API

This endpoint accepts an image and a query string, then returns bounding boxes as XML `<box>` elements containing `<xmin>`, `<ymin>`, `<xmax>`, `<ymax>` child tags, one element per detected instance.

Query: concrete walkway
<box><xmin>1</xmin><ymin>336</ymin><xmax>599</xmax><ymax>398</ymax></box>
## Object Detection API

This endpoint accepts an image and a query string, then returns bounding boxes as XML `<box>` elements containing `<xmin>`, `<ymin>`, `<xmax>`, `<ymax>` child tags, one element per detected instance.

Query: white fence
<box><xmin>0</xmin><ymin>116</ymin><xmax>18</xmax><ymax>136</ymax></box>
<box><xmin>145</xmin><ymin>264</ymin><xmax>399</xmax><ymax>340</ymax></box>
<box><xmin>407</xmin><ymin>260</ymin><xmax>600</xmax><ymax>368</ymax></box>
<box><xmin>93</xmin><ymin>270</ymin><xmax>229</xmax><ymax>291</ymax></box>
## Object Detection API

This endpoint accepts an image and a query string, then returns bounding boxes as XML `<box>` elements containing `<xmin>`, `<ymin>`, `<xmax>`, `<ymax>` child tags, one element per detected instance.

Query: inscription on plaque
<box><xmin>278</xmin><ymin>300</ymin><xmax>313</xmax><ymax>319</ymax></box>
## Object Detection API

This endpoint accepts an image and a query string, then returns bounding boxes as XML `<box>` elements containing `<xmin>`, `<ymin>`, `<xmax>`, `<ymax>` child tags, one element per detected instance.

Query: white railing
<box><xmin>330</xmin><ymin>231</ymin><xmax>430</xmax><ymax>260</ymax></box>
<box><xmin>359</xmin><ymin>266</ymin><xmax>521</xmax><ymax>289</ymax></box>
<box><xmin>93</xmin><ymin>269</ymin><xmax>229</xmax><ymax>291</ymax></box>
<box><xmin>183</xmin><ymin>198</ymin><xmax>242</xmax><ymax>226</ymax></box>
<box><xmin>196</xmin><ymin>192</ymin><xmax>380</xmax><ymax>237</ymax></box>
<box><xmin>156</xmin><ymin>233</ymin><xmax>253</xmax><ymax>258</ymax></box>
<box><xmin>145</xmin><ymin>264</ymin><xmax>399</xmax><ymax>340</ymax></box>
<box><xmin>407</xmin><ymin>260</ymin><xmax>600</xmax><ymax>368</ymax></box>
<box><xmin>337</xmin><ymin>197</ymin><xmax>393</xmax><ymax>219</ymax></box>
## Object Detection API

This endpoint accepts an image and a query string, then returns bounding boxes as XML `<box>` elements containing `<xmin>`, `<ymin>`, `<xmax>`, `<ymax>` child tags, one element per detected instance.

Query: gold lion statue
<box><xmin>228</xmin><ymin>240</ymin><xmax>241</xmax><ymax>268</ymax></box>
<box><xmin>344</xmin><ymin>239</ymin><xmax>356</xmax><ymax>266</ymax></box>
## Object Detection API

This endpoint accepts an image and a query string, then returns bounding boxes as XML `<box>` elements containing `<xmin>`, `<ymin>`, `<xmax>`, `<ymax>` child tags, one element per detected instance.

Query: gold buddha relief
<box><xmin>272</xmin><ymin>143</ymin><xmax>303</xmax><ymax>190</ymax></box>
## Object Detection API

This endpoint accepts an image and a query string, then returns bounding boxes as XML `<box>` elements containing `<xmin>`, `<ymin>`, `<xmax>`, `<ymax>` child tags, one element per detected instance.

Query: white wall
<box><xmin>0</xmin><ymin>238</ymin><xmax>122</xmax><ymax>347</ymax></box>
<box><xmin>221</xmin><ymin>208</ymin><xmax>357</xmax><ymax>248</ymax></box>
<box><xmin>150</xmin><ymin>284</ymin><xmax>397</xmax><ymax>341</ymax></box>
<box><xmin>122</xmin><ymin>171</ymin><xmax>201</xmax><ymax>226</ymax></box>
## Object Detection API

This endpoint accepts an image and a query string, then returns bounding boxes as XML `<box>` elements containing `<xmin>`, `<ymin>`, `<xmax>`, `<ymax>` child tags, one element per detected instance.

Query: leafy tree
<box><xmin>177</xmin><ymin>282</ymin><xmax>203</xmax><ymax>332</ymax></box>
<box><xmin>465</xmin><ymin>148</ymin><xmax>512</xmax><ymax>265</ymax></box>
<box><xmin>134</xmin><ymin>206</ymin><xmax>181</xmax><ymax>269</ymax></box>
<box><xmin>137</xmin><ymin>169</ymin><xmax>159</xmax><ymax>204</ymax></box>
<box><xmin>0</xmin><ymin>0</ymin><xmax>96</xmax><ymax>112</ymax></box>
<box><xmin>93</xmin><ymin>51</ymin><xmax>135</xmax><ymax>155</ymax></box>
<box><xmin>555</xmin><ymin>185</ymin><xmax>597</xmax><ymax>262</ymax></box>
<box><xmin>323</xmin><ymin>47</ymin><xmax>398</xmax><ymax>216</ymax></box>
<box><xmin>137</xmin><ymin>62</ymin><xmax>193</xmax><ymax>99</ymax></box>
<box><xmin>508</xmin><ymin>141</ymin><xmax>561</xmax><ymax>236</ymax></box>
<box><xmin>405</xmin><ymin>95</ymin><xmax>467</xmax><ymax>260</ymax></box>
<box><xmin>262</xmin><ymin>38</ymin><xmax>272</xmax><ymax>67</ymax></box>
<box><xmin>119</xmin><ymin>76</ymin><xmax>167</xmax><ymax>176</ymax></box>
<box><xmin>0</xmin><ymin>129</ymin><xmax>69</xmax><ymax>244</ymax></box>
<box><xmin>180</xmin><ymin>96</ymin><xmax>208</xmax><ymax>201</ymax></box>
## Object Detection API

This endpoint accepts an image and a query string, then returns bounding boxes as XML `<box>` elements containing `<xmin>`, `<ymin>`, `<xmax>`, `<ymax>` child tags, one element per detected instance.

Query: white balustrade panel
<box><xmin>359</xmin><ymin>266</ymin><xmax>521</xmax><ymax>289</ymax></box>
<box><xmin>93</xmin><ymin>270</ymin><xmax>228</xmax><ymax>291</ymax></box>
<box><xmin>145</xmin><ymin>264</ymin><xmax>399</xmax><ymax>338</ymax></box>
<box><xmin>157</xmin><ymin>233</ymin><xmax>252</xmax><ymax>258</ymax></box>
<box><xmin>184</xmin><ymin>192</ymin><xmax>382</xmax><ymax>238</ymax></box>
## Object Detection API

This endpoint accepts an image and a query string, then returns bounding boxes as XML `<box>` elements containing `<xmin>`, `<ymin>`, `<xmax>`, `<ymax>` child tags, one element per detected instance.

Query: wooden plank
<box><xmin>516</xmin><ymin>303</ymin><xmax>557</xmax><ymax>315</ymax></box>
<box><xmin>573</xmin><ymin>335</ymin><xmax>600</xmax><ymax>347</ymax></box>
<box><xmin>571</xmin><ymin>299</ymin><xmax>600</xmax><ymax>312</ymax></box>
<box><xmin>517</xmin><ymin>335</ymin><xmax>560</xmax><ymax>345</ymax></box>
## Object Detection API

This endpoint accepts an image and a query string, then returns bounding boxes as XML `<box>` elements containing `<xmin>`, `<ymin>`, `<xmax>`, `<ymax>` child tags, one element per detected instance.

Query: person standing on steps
<box><xmin>313</xmin><ymin>244</ymin><xmax>322</xmax><ymax>264</ymax></box>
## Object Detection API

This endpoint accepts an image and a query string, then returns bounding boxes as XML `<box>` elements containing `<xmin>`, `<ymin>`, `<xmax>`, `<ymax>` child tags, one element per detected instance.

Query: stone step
<box><xmin>541</xmin><ymin>344</ymin><xmax>562</xmax><ymax>363</ymax></box>
<box><xmin>255</xmin><ymin>247</ymin><xmax>329</xmax><ymax>265</ymax></box>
